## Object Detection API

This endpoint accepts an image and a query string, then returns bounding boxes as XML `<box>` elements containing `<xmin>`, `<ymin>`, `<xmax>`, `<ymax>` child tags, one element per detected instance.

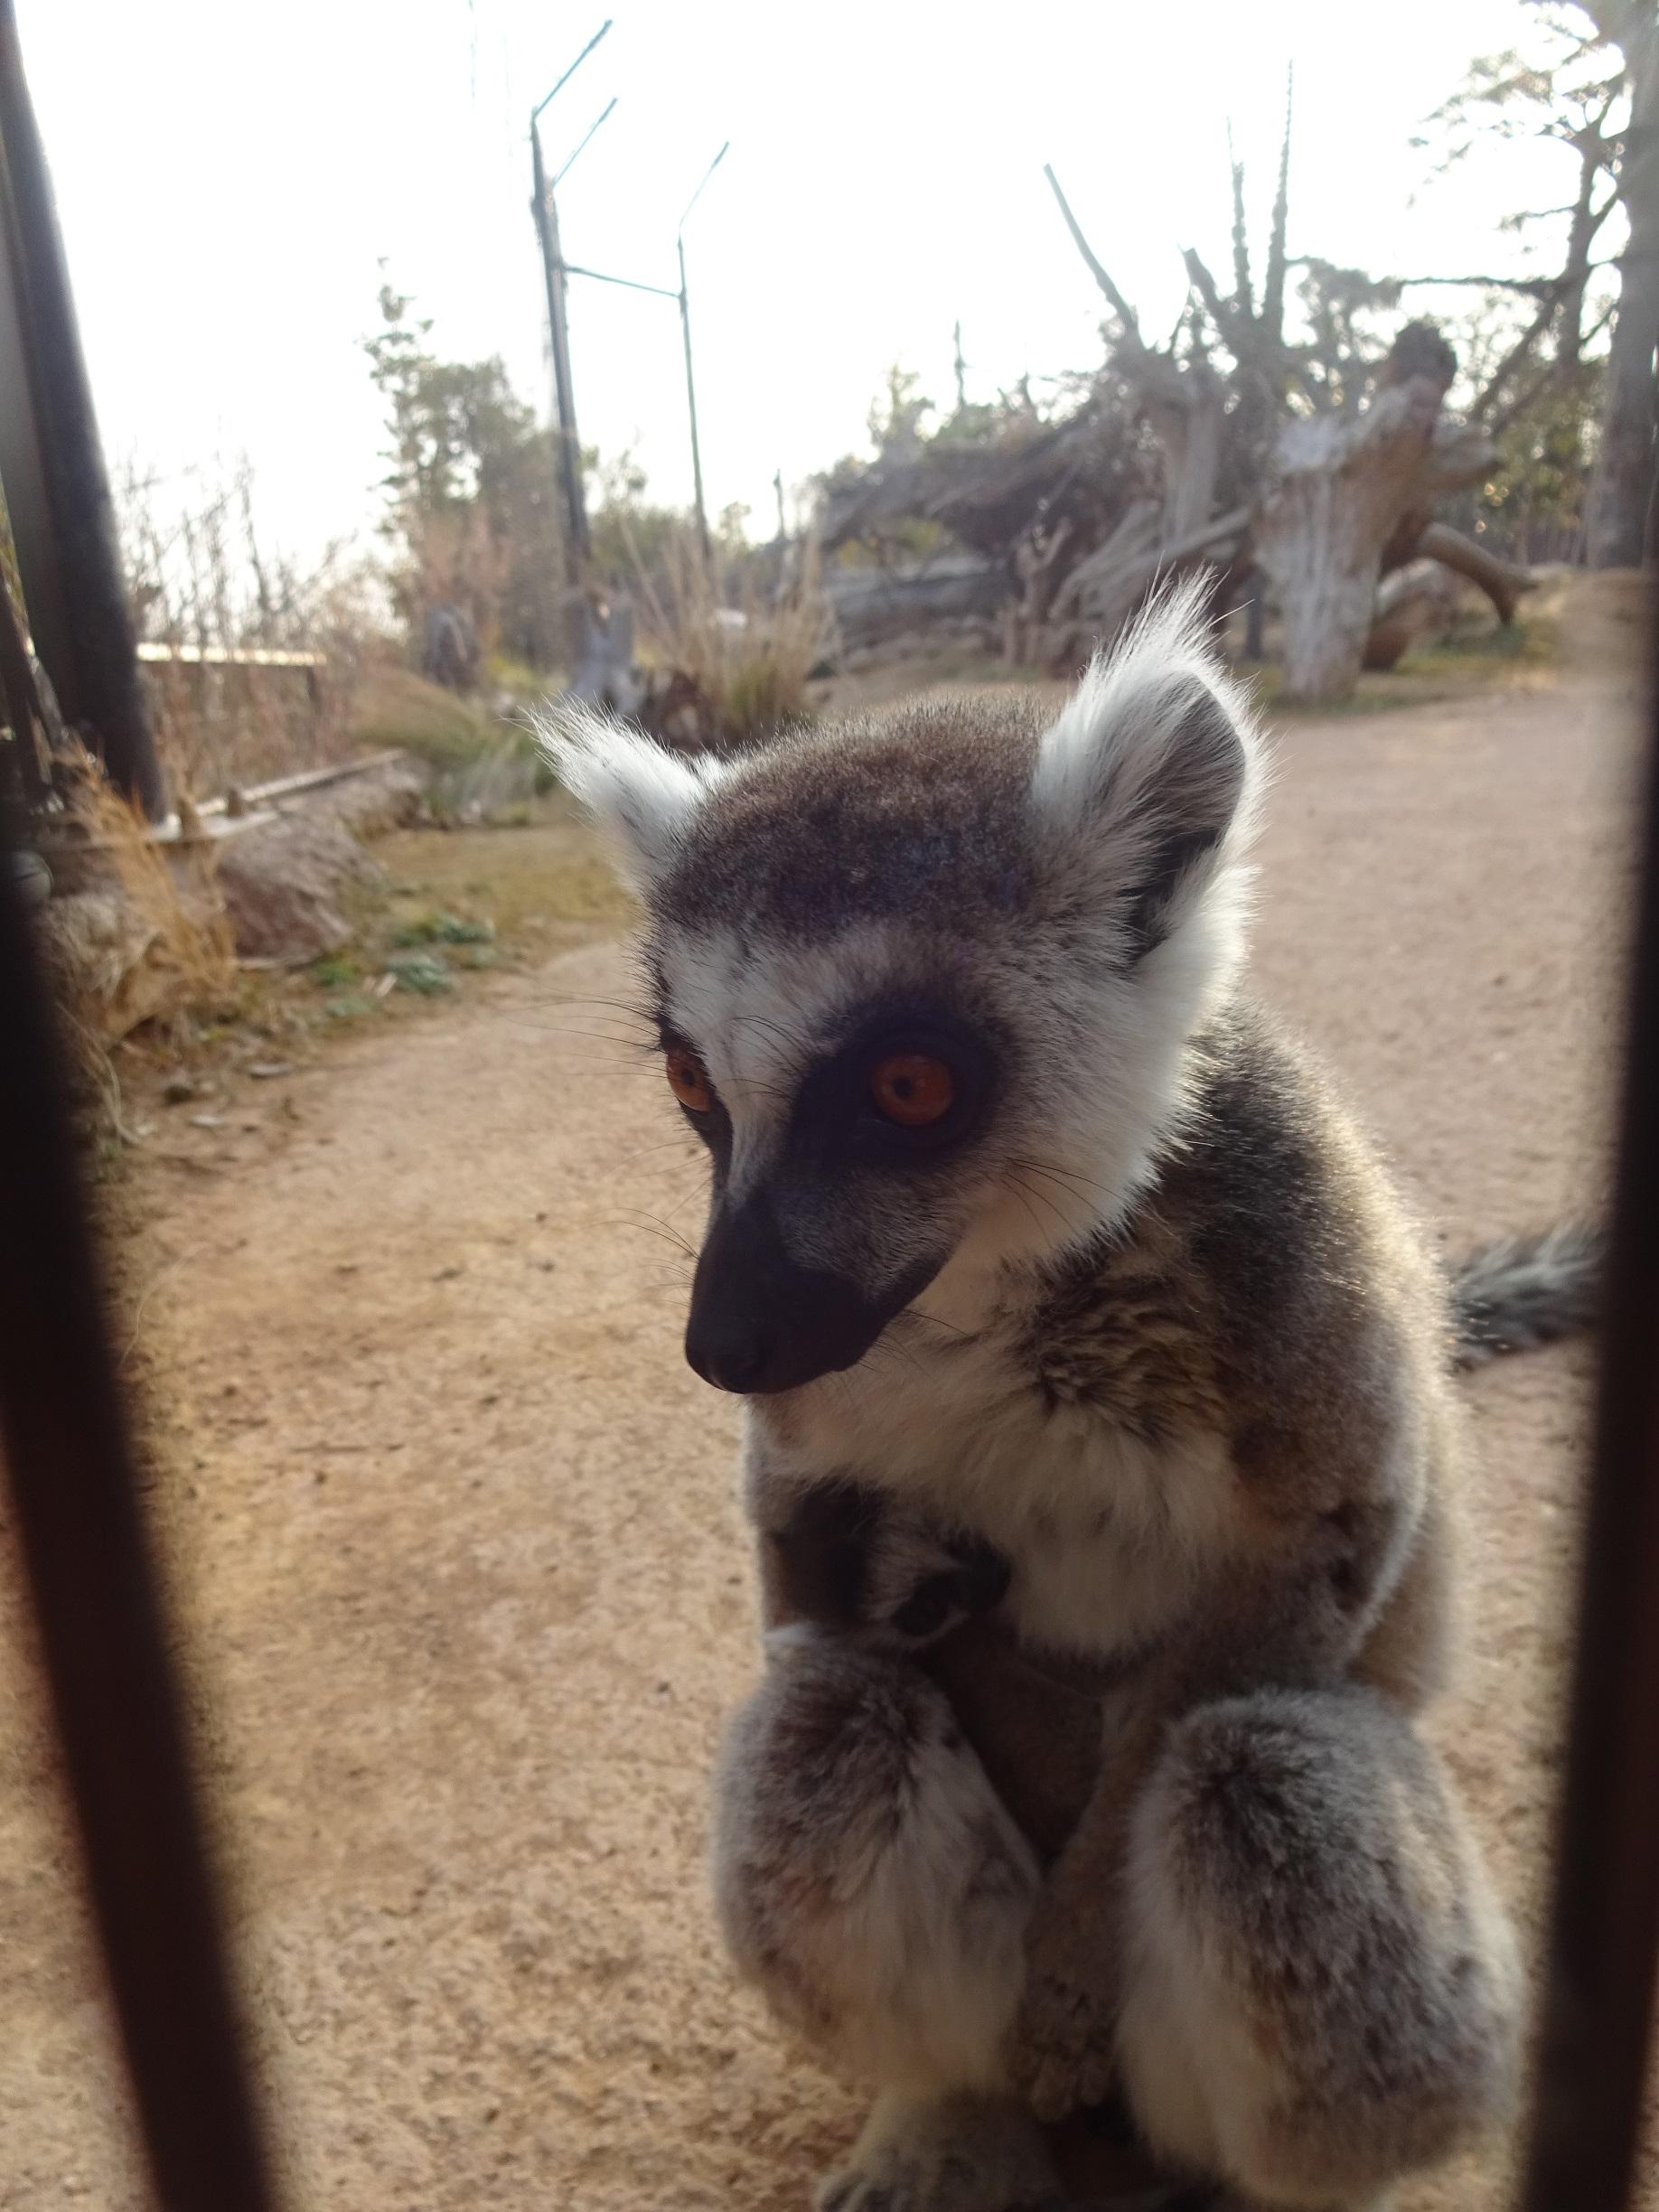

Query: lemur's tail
<box><xmin>1450</xmin><ymin>1223</ymin><xmax>1604</xmax><ymax>1369</ymax></box>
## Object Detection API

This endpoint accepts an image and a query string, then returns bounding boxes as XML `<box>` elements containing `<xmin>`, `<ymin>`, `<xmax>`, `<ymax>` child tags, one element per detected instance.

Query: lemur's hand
<box><xmin>1009</xmin><ymin>1871</ymin><xmax>1121</xmax><ymax>2121</ymax></box>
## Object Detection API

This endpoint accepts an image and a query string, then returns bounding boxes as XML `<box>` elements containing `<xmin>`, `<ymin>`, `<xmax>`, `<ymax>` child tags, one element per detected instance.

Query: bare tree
<box><xmin>1583</xmin><ymin>0</ymin><xmax>1659</xmax><ymax>564</ymax></box>
<box><xmin>1423</xmin><ymin>3</ymin><xmax>1657</xmax><ymax>566</ymax></box>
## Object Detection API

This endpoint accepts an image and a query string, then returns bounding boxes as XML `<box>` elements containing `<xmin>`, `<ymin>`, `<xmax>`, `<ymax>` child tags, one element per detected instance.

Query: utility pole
<box><xmin>953</xmin><ymin>320</ymin><xmax>968</xmax><ymax>413</ymax></box>
<box><xmin>530</xmin><ymin>123</ymin><xmax>587</xmax><ymax>580</ymax></box>
<box><xmin>773</xmin><ymin>468</ymin><xmax>786</xmax><ymax>543</ymax></box>
<box><xmin>527</xmin><ymin>81</ymin><xmax>729</xmax><ymax>583</ymax></box>
<box><xmin>676</xmin><ymin>142</ymin><xmax>727</xmax><ymax>571</ymax></box>
<box><xmin>0</xmin><ymin>0</ymin><xmax>162</xmax><ymax>815</ymax></box>
<box><xmin>530</xmin><ymin>22</ymin><xmax>612</xmax><ymax>585</ymax></box>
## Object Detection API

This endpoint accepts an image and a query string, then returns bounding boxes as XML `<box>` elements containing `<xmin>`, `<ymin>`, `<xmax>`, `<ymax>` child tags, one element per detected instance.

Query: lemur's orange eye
<box><xmin>665</xmin><ymin>1047</ymin><xmax>713</xmax><ymax>1112</ymax></box>
<box><xmin>870</xmin><ymin>1054</ymin><xmax>956</xmax><ymax>1128</ymax></box>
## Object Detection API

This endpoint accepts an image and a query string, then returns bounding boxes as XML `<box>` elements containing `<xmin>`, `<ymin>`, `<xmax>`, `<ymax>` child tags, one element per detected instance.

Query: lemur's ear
<box><xmin>1029</xmin><ymin>579</ymin><xmax>1261</xmax><ymax>955</ymax></box>
<box><xmin>535</xmin><ymin>706</ymin><xmax>729</xmax><ymax>895</ymax></box>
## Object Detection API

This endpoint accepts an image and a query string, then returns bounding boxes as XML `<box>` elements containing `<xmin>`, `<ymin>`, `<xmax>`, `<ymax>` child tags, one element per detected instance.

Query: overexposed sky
<box><xmin>22</xmin><ymin>1</ymin><xmax>1579</xmax><ymax>568</ymax></box>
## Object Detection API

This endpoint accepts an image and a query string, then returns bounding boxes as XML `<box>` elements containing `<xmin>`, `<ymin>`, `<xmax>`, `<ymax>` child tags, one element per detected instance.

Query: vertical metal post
<box><xmin>0</xmin><ymin>843</ymin><xmax>280</xmax><ymax>2207</ymax></box>
<box><xmin>675</xmin><ymin>141</ymin><xmax>727</xmax><ymax>577</ymax></box>
<box><xmin>678</xmin><ymin>235</ymin><xmax>711</xmax><ymax>568</ymax></box>
<box><xmin>0</xmin><ymin>549</ymin><xmax>49</xmax><ymax>806</ymax></box>
<box><xmin>0</xmin><ymin>0</ymin><xmax>162</xmax><ymax>815</ymax></box>
<box><xmin>530</xmin><ymin>118</ymin><xmax>588</xmax><ymax>582</ymax></box>
<box><xmin>1515</xmin><ymin>568</ymin><xmax>1659</xmax><ymax>2212</ymax></box>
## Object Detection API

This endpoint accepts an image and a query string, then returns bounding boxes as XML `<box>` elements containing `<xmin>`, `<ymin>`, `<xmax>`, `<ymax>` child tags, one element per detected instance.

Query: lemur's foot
<box><xmin>816</xmin><ymin>2093</ymin><xmax>1066</xmax><ymax>2212</ymax></box>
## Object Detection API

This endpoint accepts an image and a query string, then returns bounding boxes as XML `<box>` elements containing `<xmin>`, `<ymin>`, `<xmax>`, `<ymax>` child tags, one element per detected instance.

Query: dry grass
<box><xmin>629</xmin><ymin>524</ymin><xmax>834</xmax><ymax>748</ymax></box>
<box><xmin>40</xmin><ymin>749</ymin><xmax>237</xmax><ymax>1132</ymax></box>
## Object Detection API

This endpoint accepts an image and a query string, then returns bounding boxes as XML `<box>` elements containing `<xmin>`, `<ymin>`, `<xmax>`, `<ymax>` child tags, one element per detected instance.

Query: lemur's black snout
<box><xmin>685</xmin><ymin>1191</ymin><xmax>923</xmax><ymax>1394</ymax></box>
<box><xmin>686</xmin><ymin>1326</ymin><xmax>775</xmax><ymax>1393</ymax></box>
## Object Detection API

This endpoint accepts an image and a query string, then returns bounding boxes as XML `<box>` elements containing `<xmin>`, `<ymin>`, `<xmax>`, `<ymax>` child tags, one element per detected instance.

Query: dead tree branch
<box><xmin>1227</xmin><ymin>122</ymin><xmax>1252</xmax><ymax>313</ymax></box>
<box><xmin>1043</xmin><ymin>164</ymin><xmax>1147</xmax><ymax>349</ymax></box>
<box><xmin>1487</xmin><ymin>303</ymin><xmax>1616</xmax><ymax>437</ymax></box>
<box><xmin>1261</xmin><ymin>67</ymin><xmax>1293</xmax><ymax>345</ymax></box>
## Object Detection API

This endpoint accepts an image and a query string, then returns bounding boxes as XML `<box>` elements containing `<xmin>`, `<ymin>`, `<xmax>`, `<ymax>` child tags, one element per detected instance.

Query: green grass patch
<box><xmin>1250</xmin><ymin>608</ymin><xmax>1559</xmax><ymax>720</ymax></box>
<box><xmin>390</xmin><ymin>910</ymin><xmax>495</xmax><ymax>948</ymax></box>
<box><xmin>1395</xmin><ymin>608</ymin><xmax>1558</xmax><ymax>683</ymax></box>
<box><xmin>384</xmin><ymin>951</ymin><xmax>454</xmax><ymax>996</ymax></box>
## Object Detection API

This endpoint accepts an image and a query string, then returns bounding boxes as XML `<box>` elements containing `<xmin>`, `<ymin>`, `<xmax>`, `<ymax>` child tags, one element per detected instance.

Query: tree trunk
<box><xmin>1587</xmin><ymin>4</ymin><xmax>1659</xmax><ymax>567</ymax></box>
<box><xmin>1148</xmin><ymin>370</ymin><xmax>1224</xmax><ymax>542</ymax></box>
<box><xmin>1252</xmin><ymin>379</ymin><xmax>1445</xmax><ymax>701</ymax></box>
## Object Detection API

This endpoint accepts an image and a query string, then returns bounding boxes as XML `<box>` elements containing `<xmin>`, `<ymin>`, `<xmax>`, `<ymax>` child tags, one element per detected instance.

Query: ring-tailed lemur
<box><xmin>541</xmin><ymin>584</ymin><xmax>1596</xmax><ymax>2212</ymax></box>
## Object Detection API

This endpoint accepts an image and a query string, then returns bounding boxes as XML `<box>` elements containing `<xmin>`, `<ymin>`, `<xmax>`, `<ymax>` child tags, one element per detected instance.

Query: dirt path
<box><xmin>1</xmin><ymin>605</ymin><xmax>1648</xmax><ymax>2211</ymax></box>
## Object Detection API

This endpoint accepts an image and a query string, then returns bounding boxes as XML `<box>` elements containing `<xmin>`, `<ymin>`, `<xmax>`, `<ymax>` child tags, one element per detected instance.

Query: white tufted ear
<box><xmin>1030</xmin><ymin>577</ymin><xmax>1263</xmax><ymax>954</ymax></box>
<box><xmin>534</xmin><ymin>704</ymin><xmax>730</xmax><ymax>896</ymax></box>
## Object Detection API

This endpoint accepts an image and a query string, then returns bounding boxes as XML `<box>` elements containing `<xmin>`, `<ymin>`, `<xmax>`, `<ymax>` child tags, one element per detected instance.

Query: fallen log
<box><xmin>1414</xmin><ymin>521</ymin><xmax>1536</xmax><ymax>625</ymax></box>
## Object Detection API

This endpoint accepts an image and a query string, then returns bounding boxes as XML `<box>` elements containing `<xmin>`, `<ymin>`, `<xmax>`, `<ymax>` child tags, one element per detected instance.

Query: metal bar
<box><xmin>679</xmin><ymin>236</ymin><xmax>710</xmax><ymax>567</ymax></box>
<box><xmin>0</xmin><ymin>151</ymin><xmax>65</xmax><ymax>735</ymax></box>
<box><xmin>676</xmin><ymin>144</ymin><xmax>728</xmax><ymax>575</ymax></box>
<box><xmin>552</xmin><ymin>95</ymin><xmax>616</xmax><ymax>190</ymax></box>
<box><xmin>1515</xmin><ymin>568</ymin><xmax>1659</xmax><ymax>2212</ymax></box>
<box><xmin>0</xmin><ymin>0</ymin><xmax>162</xmax><ymax>816</ymax></box>
<box><xmin>135</xmin><ymin>642</ymin><xmax>324</xmax><ymax>670</ymax></box>
<box><xmin>531</xmin><ymin>17</ymin><xmax>611</xmax><ymax>123</ymax></box>
<box><xmin>0</xmin><ymin>541</ymin><xmax>49</xmax><ymax>806</ymax></box>
<box><xmin>0</xmin><ymin>844</ymin><xmax>281</xmax><ymax>2207</ymax></box>
<box><xmin>557</xmin><ymin>258</ymin><xmax>680</xmax><ymax>301</ymax></box>
<box><xmin>677</xmin><ymin>139</ymin><xmax>729</xmax><ymax>238</ymax></box>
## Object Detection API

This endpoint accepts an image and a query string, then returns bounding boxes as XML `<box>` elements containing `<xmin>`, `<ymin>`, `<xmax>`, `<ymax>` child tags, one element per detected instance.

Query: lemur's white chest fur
<box><xmin>749</xmin><ymin>1311</ymin><xmax>1239</xmax><ymax>1663</ymax></box>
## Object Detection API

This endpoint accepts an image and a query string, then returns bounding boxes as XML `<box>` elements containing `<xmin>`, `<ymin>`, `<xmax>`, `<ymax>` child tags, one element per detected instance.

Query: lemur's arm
<box><xmin>753</xmin><ymin>1470</ymin><xmax>1012</xmax><ymax>1646</ymax></box>
<box><xmin>1011</xmin><ymin>1484</ymin><xmax>1406</xmax><ymax>2119</ymax></box>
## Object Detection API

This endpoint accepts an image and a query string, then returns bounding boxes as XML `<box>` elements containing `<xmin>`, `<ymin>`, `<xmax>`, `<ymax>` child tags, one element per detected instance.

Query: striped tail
<box><xmin>1451</xmin><ymin>1223</ymin><xmax>1603</xmax><ymax>1369</ymax></box>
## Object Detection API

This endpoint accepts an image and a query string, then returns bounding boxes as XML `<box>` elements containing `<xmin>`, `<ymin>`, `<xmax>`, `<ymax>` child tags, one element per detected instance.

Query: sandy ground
<box><xmin>0</xmin><ymin>588</ymin><xmax>1650</xmax><ymax>2210</ymax></box>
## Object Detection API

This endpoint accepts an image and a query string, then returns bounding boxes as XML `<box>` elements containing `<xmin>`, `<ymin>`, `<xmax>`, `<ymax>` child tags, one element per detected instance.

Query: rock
<box><xmin>305</xmin><ymin>757</ymin><xmax>427</xmax><ymax>840</ymax></box>
<box><xmin>215</xmin><ymin>814</ymin><xmax>385</xmax><ymax>961</ymax></box>
<box><xmin>161</xmin><ymin>1073</ymin><xmax>198</xmax><ymax>1105</ymax></box>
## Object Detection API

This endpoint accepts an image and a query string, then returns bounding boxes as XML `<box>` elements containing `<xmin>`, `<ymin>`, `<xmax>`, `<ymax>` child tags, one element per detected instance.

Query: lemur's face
<box><xmin>660</xmin><ymin>970</ymin><xmax>1005</xmax><ymax>1391</ymax></box>
<box><xmin>546</xmin><ymin>586</ymin><xmax>1261</xmax><ymax>1396</ymax></box>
